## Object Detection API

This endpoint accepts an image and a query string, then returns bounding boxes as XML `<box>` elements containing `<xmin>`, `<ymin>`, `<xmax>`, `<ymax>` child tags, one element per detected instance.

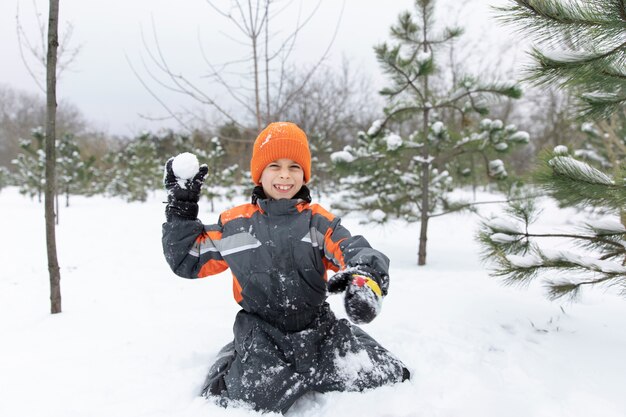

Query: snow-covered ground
<box><xmin>1</xmin><ymin>187</ymin><xmax>625</xmax><ymax>417</ymax></box>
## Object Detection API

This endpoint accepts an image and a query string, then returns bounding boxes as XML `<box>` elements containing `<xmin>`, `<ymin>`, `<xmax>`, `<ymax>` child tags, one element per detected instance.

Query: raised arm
<box><xmin>162</xmin><ymin>154</ymin><xmax>228</xmax><ymax>278</ymax></box>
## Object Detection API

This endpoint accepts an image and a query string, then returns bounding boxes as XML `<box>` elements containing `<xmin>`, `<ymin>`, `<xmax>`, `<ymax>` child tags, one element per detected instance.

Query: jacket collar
<box><xmin>251</xmin><ymin>185</ymin><xmax>311</xmax><ymax>215</ymax></box>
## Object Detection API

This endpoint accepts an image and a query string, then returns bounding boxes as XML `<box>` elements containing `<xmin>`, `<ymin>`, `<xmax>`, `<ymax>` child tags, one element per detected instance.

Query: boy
<box><xmin>162</xmin><ymin>122</ymin><xmax>409</xmax><ymax>414</ymax></box>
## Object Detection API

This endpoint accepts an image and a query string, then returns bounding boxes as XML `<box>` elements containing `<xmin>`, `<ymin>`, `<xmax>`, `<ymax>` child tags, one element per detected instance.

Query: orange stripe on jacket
<box><xmin>232</xmin><ymin>275</ymin><xmax>243</xmax><ymax>303</ymax></box>
<box><xmin>323</xmin><ymin>258</ymin><xmax>339</xmax><ymax>281</ymax></box>
<box><xmin>196</xmin><ymin>230</ymin><xmax>222</xmax><ymax>244</ymax></box>
<box><xmin>220</xmin><ymin>204</ymin><xmax>261</xmax><ymax>226</ymax></box>
<box><xmin>324</xmin><ymin>232</ymin><xmax>346</xmax><ymax>270</ymax></box>
<box><xmin>308</xmin><ymin>204</ymin><xmax>336</xmax><ymax>222</ymax></box>
<box><xmin>198</xmin><ymin>259</ymin><xmax>229</xmax><ymax>277</ymax></box>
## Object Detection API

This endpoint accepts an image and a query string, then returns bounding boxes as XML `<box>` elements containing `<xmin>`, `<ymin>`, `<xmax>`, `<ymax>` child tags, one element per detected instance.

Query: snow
<box><xmin>384</xmin><ymin>133</ymin><xmax>403</xmax><ymax>151</ymax></box>
<box><xmin>367</xmin><ymin>120</ymin><xmax>383</xmax><ymax>137</ymax></box>
<box><xmin>490</xmin><ymin>232</ymin><xmax>518</xmax><ymax>243</ymax></box>
<box><xmin>2</xmin><ymin>187</ymin><xmax>626</xmax><ymax>417</ymax></box>
<box><xmin>330</xmin><ymin>151</ymin><xmax>355</xmax><ymax>164</ymax></box>
<box><xmin>508</xmin><ymin>131</ymin><xmax>530</xmax><ymax>143</ymax></box>
<box><xmin>506</xmin><ymin>254</ymin><xmax>543</xmax><ymax>268</ymax></box>
<box><xmin>431</xmin><ymin>121</ymin><xmax>445</xmax><ymax>135</ymax></box>
<box><xmin>585</xmin><ymin>218</ymin><xmax>626</xmax><ymax>234</ymax></box>
<box><xmin>369</xmin><ymin>209</ymin><xmax>386</xmax><ymax>223</ymax></box>
<box><xmin>488</xmin><ymin>159</ymin><xmax>506</xmax><ymax>177</ymax></box>
<box><xmin>553</xmin><ymin>145</ymin><xmax>569</xmax><ymax>155</ymax></box>
<box><xmin>548</xmin><ymin>156</ymin><xmax>614</xmax><ymax>185</ymax></box>
<box><xmin>172</xmin><ymin>152</ymin><xmax>200</xmax><ymax>180</ymax></box>
<box><xmin>416</xmin><ymin>50</ymin><xmax>432</xmax><ymax>65</ymax></box>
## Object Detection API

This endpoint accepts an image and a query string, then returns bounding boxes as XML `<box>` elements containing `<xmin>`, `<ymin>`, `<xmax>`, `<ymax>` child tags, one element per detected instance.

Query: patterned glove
<box><xmin>163</xmin><ymin>156</ymin><xmax>209</xmax><ymax>221</ymax></box>
<box><xmin>328</xmin><ymin>267</ymin><xmax>389</xmax><ymax>324</ymax></box>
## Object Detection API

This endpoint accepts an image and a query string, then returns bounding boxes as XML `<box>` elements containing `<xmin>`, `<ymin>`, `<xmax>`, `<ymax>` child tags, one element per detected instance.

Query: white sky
<box><xmin>0</xmin><ymin>0</ymin><xmax>521</xmax><ymax>136</ymax></box>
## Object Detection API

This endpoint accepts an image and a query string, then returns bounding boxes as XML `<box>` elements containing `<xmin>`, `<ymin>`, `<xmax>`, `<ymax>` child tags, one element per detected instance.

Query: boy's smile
<box><xmin>260</xmin><ymin>158</ymin><xmax>305</xmax><ymax>200</ymax></box>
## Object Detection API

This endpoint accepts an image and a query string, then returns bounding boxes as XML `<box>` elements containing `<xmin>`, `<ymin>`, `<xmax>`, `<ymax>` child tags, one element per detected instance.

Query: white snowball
<box><xmin>172</xmin><ymin>152</ymin><xmax>199</xmax><ymax>180</ymax></box>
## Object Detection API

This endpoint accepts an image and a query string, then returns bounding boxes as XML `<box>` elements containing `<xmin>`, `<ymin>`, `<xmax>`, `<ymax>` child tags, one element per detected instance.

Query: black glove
<box><xmin>164</xmin><ymin>157</ymin><xmax>208</xmax><ymax>221</ymax></box>
<box><xmin>328</xmin><ymin>267</ymin><xmax>389</xmax><ymax>324</ymax></box>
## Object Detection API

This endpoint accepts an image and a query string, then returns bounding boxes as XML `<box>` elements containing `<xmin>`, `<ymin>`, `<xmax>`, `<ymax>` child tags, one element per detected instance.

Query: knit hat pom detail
<box><xmin>250</xmin><ymin>122</ymin><xmax>311</xmax><ymax>185</ymax></box>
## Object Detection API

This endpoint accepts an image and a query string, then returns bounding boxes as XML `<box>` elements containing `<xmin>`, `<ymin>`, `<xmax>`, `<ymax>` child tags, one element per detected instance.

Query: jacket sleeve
<box><xmin>162</xmin><ymin>216</ymin><xmax>229</xmax><ymax>279</ymax></box>
<box><xmin>310</xmin><ymin>205</ymin><xmax>390</xmax><ymax>283</ymax></box>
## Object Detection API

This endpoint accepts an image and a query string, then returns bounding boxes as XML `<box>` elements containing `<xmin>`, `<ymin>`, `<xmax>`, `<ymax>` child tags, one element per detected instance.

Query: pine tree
<box><xmin>0</xmin><ymin>166</ymin><xmax>10</xmax><ymax>191</ymax></box>
<box><xmin>190</xmin><ymin>135</ymin><xmax>239</xmax><ymax>212</ymax></box>
<box><xmin>11</xmin><ymin>128</ymin><xmax>46</xmax><ymax>201</ymax></box>
<box><xmin>332</xmin><ymin>0</ymin><xmax>526</xmax><ymax>265</ymax></box>
<box><xmin>480</xmin><ymin>0</ymin><xmax>626</xmax><ymax>300</ymax></box>
<box><xmin>478</xmin><ymin>146</ymin><xmax>625</xmax><ymax>300</ymax></box>
<box><xmin>495</xmin><ymin>0</ymin><xmax>626</xmax><ymax>119</ymax></box>
<box><xmin>57</xmin><ymin>133</ymin><xmax>96</xmax><ymax>206</ymax></box>
<box><xmin>104</xmin><ymin>133</ymin><xmax>161</xmax><ymax>202</ymax></box>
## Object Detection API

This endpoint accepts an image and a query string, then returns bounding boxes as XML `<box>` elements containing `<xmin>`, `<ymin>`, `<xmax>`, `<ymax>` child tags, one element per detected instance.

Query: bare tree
<box><xmin>16</xmin><ymin>0</ymin><xmax>81</xmax><ymax>93</ymax></box>
<box><xmin>134</xmin><ymin>0</ymin><xmax>344</xmax><ymax>134</ymax></box>
<box><xmin>0</xmin><ymin>84</ymin><xmax>91</xmax><ymax>170</ymax></box>
<box><xmin>45</xmin><ymin>0</ymin><xmax>61</xmax><ymax>314</ymax></box>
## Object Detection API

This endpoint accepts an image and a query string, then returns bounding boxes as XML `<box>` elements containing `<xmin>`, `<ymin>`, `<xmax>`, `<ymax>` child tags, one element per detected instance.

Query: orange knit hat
<box><xmin>250</xmin><ymin>122</ymin><xmax>311</xmax><ymax>185</ymax></box>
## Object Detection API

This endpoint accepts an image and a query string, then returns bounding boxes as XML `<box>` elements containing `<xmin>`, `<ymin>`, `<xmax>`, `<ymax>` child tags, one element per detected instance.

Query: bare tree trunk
<box><xmin>252</xmin><ymin>34</ymin><xmax>262</xmax><ymax>131</ymax></box>
<box><xmin>55</xmin><ymin>189</ymin><xmax>59</xmax><ymax>225</ymax></box>
<box><xmin>418</xmin><ymin>105</ymin><xmax>430</xmax><ymax>266</ymax></box>
<box><xmin>45</xmin><ymin>0</ymin><xmax>62</xmax><ymax>314</ymax></box>
<box><xmin>417</xmin><ymin>6</ymin><xmax>430</xmax><ymax>266</ymax></box>
<box><xmin>264</xmin><ymin>0</ymin><xmax>270</xmax><ymax>123</ymax></box>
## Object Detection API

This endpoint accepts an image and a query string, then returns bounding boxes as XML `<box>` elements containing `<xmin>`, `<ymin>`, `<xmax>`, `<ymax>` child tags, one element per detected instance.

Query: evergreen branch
<box><xmin>545</xmin><ymin>274</ymin><xmax>621</xmax><ymax>301</ymax></box>
<box><xmin>431</xmin><ymin>195</ymin><xmax>546</xmax><ymax>218</ymax></box>
<box><xmin>534</xmin><ymin>153</ymin><xmax>625</xmax><ymax>210</ymax></box>
<box><xmin>495</xmin><ymin>0</ymin><xmax>625</xmax><ymax>48</ymax></box>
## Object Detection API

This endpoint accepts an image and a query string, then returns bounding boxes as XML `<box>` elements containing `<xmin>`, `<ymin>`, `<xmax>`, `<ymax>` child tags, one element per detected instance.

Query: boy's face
<box><xmin>260</xmin><ymin>158</ymin><xmax>305</xmax><ymax>200</ymax></box>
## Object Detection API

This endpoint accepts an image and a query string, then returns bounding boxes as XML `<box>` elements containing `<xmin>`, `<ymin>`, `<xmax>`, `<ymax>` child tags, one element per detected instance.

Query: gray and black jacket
<box><xmin>162</xmin><ymin>187</ymin><xmax>390</xmax><ymax>332</ymax></box>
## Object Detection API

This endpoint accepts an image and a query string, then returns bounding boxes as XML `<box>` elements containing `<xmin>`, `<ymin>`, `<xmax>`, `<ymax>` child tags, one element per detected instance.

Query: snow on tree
<box><xmin>103</xmin><ymin>133</ymin><xmax>161</xmax><ymax>202</ymax></box>
<box><xmin>57</xmin><ymin>134</ymin><xmax>97</xmax><ymax>206</ymax></box>
<box><xmin>11</xmin><ymin>128</ymin><xmax>46</xmax><ymax>201</ymax></box>
<box><xmin>478</xmin><ymin>146</ymin><xmax>625</xmax><ymax>300</ymax></box>
<box><xmin>0</xmin><ymin>166</ymin><xmax>10</xmax><ymax>191</ymax></box>
<box><xmin>480</xmin><ymin>0</ymin><xmax>626</xmax><ymax>300</ymax></box>
<box><xmin>332</xmin><ymin>0</ymin><xmax>527</xmax><ymax>265</ymax></box>
<box><xmin>187</xmin><ymin>135</ymin><xmax>239</xmax><ymax>211</ymax></box>
<box><xmin>495</xmin><ymin>0</ymin><xmax>626</xmax><ymax>119</ymax></box>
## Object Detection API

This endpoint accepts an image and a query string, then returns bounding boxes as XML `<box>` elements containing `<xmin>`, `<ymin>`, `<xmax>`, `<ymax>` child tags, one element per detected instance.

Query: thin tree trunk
<box><xmin>45</xmin><ymin>0</ymin><xmax>62</xmax><ymax>314</ymax></box>
<box><xmin>55</xmin><ymin>189</ymin><xmax>59</xmax><ymax>225</ymax></box>
<box><xmin>264</xmin><ymin>0</ymin><xmax>270</xmax><ymax>123</ymax></box>
<box><xmin>252</xmin><ymin>34</ymin><xmax>262</xmax><ymax>131</ymax></box>
<box><xmin>417</xmin><ymin>5</ymin><xmax>430</xmax><ymax>266</ymax></box>
<box><xmin>418</xmin><ymin>105</ymin><xmax>430</xmax><ymax>266</ymax></box>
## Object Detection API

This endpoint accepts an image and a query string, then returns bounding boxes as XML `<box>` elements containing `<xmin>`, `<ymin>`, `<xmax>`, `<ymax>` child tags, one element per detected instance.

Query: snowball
<box><xmin>172</xmin><ymin>152</ymin><xmax>200</xmax><ymax>180</ymax></box>
<box><xmin>553</xmin><ymin>145</ymin><xmax>569</xmax><ymax>155</ymax></box>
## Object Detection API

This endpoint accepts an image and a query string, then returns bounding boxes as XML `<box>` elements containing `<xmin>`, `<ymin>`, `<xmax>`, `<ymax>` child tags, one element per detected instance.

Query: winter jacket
<box><xmin>162</xmin><ymin>187</ymin><xmax>390</xmax><ymax>332</ymax></box>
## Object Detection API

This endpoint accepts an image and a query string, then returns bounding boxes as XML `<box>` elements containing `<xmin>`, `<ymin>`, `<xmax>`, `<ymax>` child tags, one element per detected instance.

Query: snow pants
<box><xmin>201</xmin><ymin>304</ymin><xmax>408</xmax><ymax>414</ymax></box>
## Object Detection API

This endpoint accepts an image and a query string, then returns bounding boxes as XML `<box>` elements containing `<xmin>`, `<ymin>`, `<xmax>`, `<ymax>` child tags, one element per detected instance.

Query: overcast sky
<box><xmin>0</xmin><ymin>0</ymin><xmax>520</xmax><ymax>136</ymax></box>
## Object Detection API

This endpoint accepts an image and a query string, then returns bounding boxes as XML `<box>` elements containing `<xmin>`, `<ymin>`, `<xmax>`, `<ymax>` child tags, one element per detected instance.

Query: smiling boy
<box><xmin>162</xmin><ymin>122</ymin><xmax>409</xmax><ymax>414</ymax></box>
